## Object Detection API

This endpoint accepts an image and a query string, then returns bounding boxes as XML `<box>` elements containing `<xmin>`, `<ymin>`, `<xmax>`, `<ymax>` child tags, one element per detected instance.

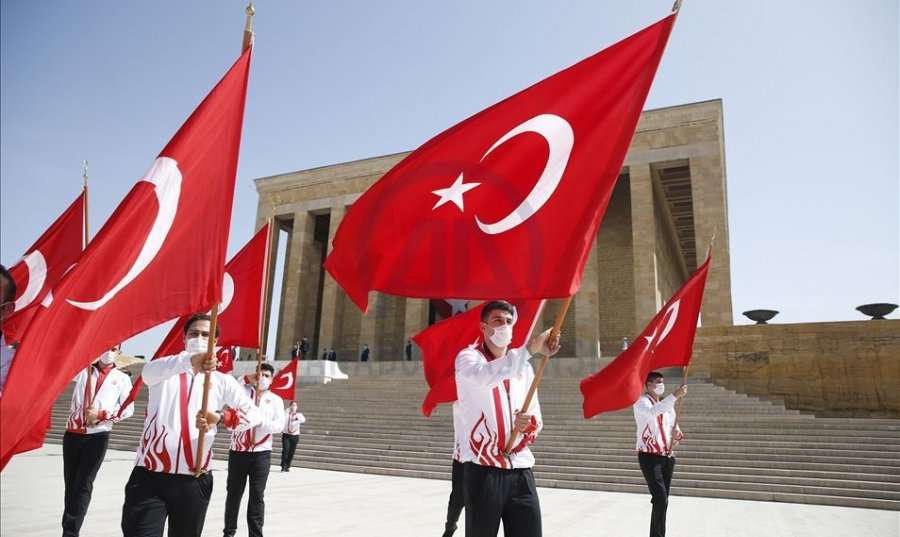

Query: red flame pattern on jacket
<box><xmin>140</xmin><ymin>413</ymin><xmax>172</xmax><ymax>473</ymax></box>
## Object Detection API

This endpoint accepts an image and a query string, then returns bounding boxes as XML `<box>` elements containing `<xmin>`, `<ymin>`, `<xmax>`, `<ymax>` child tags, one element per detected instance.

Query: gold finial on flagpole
<box><xmin>82</xmin><ymin>160</ymin><xmax>89</xmax><ymax>189</ymax></box>
<box><xmin>242</xmin><ymin>1</ymin><xmax>255</xmax><ymax>52</ymax></box>
<box><xmin>672</xmin><ymin>0</ymin><xmax>683</xmax><ymax>13</ymax></box>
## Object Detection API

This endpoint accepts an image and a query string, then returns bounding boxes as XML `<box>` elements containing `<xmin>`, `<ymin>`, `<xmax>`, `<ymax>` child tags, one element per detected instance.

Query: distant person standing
<box><xmin>405</xmin><ymin>340</ymin><xmax>413</xmax><ymax>361</ymax></box>
<box><xmin>634</xmin><ymin>371</ymin><xmax>686</xmax><ymax>537</ymax></box>
<box><xmin>299</xmin><ymin>337</ymin><xmax>310</xmax><ymax>360</ymax></box>
<box><xmin>320</xmin><ymin>348</ymin><xmax>328</xmax><ymax>361</ymax></box>
<box><xmin>360</xmin><ymin>344</ymin><xmax>370</xmax><ymax>362</ymax></box>
<box><xmin>290</xmin><ymin>342</ymin><xmax>301</xmax><ymax>360</ymax></box>
<box><xmin>280</xmin><ymin>401</ymin><xmax>306</xmax><ymax>472</ymax></box>
<box><xmin>327</xmin><ymin>348</ymin><xmax>337</xmax><ymax>362</ymax></box>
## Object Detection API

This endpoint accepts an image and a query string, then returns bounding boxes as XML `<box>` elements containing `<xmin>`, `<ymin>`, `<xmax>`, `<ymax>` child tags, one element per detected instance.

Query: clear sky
<box><xmin>2</xmin><ymin>1</ymin><xmax>897</xmax><ymax>357</ymax></box>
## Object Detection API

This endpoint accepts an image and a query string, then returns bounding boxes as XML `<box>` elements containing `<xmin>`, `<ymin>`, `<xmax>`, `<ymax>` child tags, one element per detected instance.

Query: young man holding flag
<box><xmin>635</xmin><ymin>372</ymin><xmax>686</xmax><ymax>537</ymax></box>
<box><xmin>121</xmin><ymin>314</ymin><xmax>262</xmax><ymax>537</ymax></box>
<box><xmin>62</xmin><ymin>344</ymin><xmax>134</xmax><ymax>537</ymax></box>
<box><xmin>455</xmin><ymin>301</ymin><xmax>559</xmax><ymax>537</ymax></box>
<box><xmin>224</xmin><ymin>362</ymin><xmax>286</xmax><ymax>537</ymax></box>
<box><xmin>0</xmin><ymin>265</ymin><xmax>16</xmax><ymax>394</ymax></box>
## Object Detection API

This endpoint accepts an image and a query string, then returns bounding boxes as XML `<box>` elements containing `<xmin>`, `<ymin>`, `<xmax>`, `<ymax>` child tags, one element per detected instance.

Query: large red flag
<box><xmin>3</xmin><ymin>192</ymin><xmax>85</xmax><ymax>344</ymax></box>
<box><xmin>0</xmin><ymin>49</ymin><xmax>252</xmax><ymax>466</ymax></box>
<box><xmin>415</xmin><ymin>299</ymin><xmax>544</xmax><ymax>417</ymax></box>
<box><xmin>269</xmin><ymin>359</ymin><xmax>298</xmax><ymax>401</ymax></box>
<box><xmin>325</xmin><ymin>14</ymin><xmax>676</xmax><ymax>312</ymax></box>
<box><xmin>580</xmin><ymin>257</ymin><xmax>710</xmax><ymax>419</ymax></box>
<box><xmin>116</xmin><ymin>224</ymin><xmax>269</xmax><ymax>415</ymax></box>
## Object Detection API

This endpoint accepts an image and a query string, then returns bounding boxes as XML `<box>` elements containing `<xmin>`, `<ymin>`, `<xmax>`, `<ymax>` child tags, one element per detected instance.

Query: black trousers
<box><xmin>121</xmin><ymin>466</ymin><xmax>214</xmax><ymax>537</ymax></box>
<box><xmin>463</xmin><ymin>462</ymin><xmax>541</xmax><ymax>537</ymax></box>
<box><xmin>638</xmin><ymin>453</ymin><xmax>676</xmax><ymax>537</ymax></box>
<box><xmin>62</xmin><ymin>431</ymin><xmax>109</xmax><ymax>537</ymax></box>
<box><xmin>224</xmin><ymin>450</ymin><xmax>271</xmax><ymax>537</ymax></box>
<box><xmin>443</xmin><ymin>460</ymin><xmax>465</xmax><ymax>536</ymax></box>
<box><xmin>280</xmin><ymin>434</ymin><xmax>299</xmax><ymax>470</ymax></box>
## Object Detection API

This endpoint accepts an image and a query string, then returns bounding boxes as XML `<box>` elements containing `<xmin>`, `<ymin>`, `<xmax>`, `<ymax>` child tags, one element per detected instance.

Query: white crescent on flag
<box><xmin>218</xmin><ymin>272</ymin><xmax>235</xmax><ymax>314</ymax></box>
<box><xmin>13</xmin><ymin>250</ymin><xmax>47</xmax><ymax>312</ymax></box>
<box><xmin>68</xmin><ymin>157</ymin><xmax>182</xmax><ymax>310</ymax></box>
<box><xmin>475</xmin><ymin>114</ymin><xmax>574</xmax><ymax>235</ymax></box>
<box><xmin>272</xmin><ymin>372</ymin><xmax>294</xmax><ymax>391</ymax></box>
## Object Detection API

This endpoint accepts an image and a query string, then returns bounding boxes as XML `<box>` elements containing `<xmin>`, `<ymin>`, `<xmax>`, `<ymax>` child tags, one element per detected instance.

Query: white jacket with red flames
<box><xmin>134</xmin><ymin>353</ymin><xmax>262</xmax><ymax>475</ymax></box>
<box><xmin>229</xmin><ymin>379</ymin><xmax>286</xmax><ymax>453</ymax></box>
<box><xmin>66</xmin><ymin>364</ymin><xmax>134</xmax><ymax>434</ymax></box>
<box><xmin>454</xmin><ymin>344</ymin><xmax>542</xmax><ymax>469</ymax></box>
<box><xmin>633</xmin><ymin>393</ymin><xmax>682</xmax><ymax>455</ymax></box>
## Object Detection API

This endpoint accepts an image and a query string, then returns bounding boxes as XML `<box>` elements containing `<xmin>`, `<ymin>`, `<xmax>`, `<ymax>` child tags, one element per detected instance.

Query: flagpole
<box><xmin>250</xmin><ymin>218</ymin><xmax>275</xmax><ymax>446</ymax></box>
<box><xmin>668</xmin><ymin>231</ymin><xmax>715</xmax><ymax>455</ymax></box>
<box><xmin>192</xmin><ymin>1</ymin><xmax>256</xmax><ymax>476</ymax></box>
<box><xmin>81</xmin><ymin>160</ymin><xmax>95</xmax><ymax>427</ymax></box>
<box><xmin>503</xmin><ymin>295</ymin><xmax>572</xmax><ymax>454</ymax></box>
<box><xmin>193</xmin><ymin>305</ymin><xmax>220</xmax><ymax>476</ymax></box>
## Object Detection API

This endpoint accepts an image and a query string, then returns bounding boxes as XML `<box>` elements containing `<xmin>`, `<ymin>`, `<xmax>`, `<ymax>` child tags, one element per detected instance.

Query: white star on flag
<box><xmin>431</xmin><ymin>174</ymin><xmax>481</xmax><ymax>211</ymax></box>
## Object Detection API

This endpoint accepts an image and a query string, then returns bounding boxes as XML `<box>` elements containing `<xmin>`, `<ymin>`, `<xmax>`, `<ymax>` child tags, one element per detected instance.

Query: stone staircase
<box><xmin>45</xmin><ymin>359</ymin><xmax>900</xmax><ymax>511</ymax></box>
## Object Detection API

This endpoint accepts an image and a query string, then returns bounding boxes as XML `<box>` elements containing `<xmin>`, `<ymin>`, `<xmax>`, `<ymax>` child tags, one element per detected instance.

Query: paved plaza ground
<box><xmin>1</xmin><ymin>445</ymin><xmax>897</xmax><ymax>536</ymax></box>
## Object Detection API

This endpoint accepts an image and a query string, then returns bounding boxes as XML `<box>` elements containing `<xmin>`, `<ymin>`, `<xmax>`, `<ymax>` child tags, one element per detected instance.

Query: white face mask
<box><xmin>488</xmin><ymin>323</ymin><xmax>513</xmax><ymax>348</ymax></box>
<box><xmin>258</xmin><ymin>376</ymin><xmax>272</xmax><ymax>391</ymax></box>
<box><xmin>99</xmin><ymin>350</ymin><xmax>118</xmax><ymax>365</ymax></box>
<box><xmin>185</xmin><ymin>337</ymin><xmax>208</xmax><ymax>354</ymax></box>
<box><xmin>653</xmin><ymin>383</ymin><xmax>666</xmax><ymax>396</ymax></box>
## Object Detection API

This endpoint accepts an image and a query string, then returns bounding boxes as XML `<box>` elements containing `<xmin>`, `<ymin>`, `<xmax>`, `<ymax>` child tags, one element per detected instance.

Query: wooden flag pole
<box><xmin>81</xmin><ymin>161</ymin><xmax>95</xmax><ymax>426</ymax></box>
<box><xmin>667</xmin><ymin>230</ymin><xmax>716</xmax><ymax>454</ymax></box>
<box><xmin>249</xmin><ymin>218</ymin><xmax>276</xmax><ymax>449</ymax></box>
<box><xmin>503</xmin><ymin>295</ymin><xmax>573</xmax><ymax>454</ymax></box>
<box><xmin>242</xmin><ymin>1</ymin><xmax>255</xmax><ymax>52</ymax></box>
<box><xmin>193</xmin><ymin>305</ymin><xmax>220</xmax><ymax>476</ymax></box>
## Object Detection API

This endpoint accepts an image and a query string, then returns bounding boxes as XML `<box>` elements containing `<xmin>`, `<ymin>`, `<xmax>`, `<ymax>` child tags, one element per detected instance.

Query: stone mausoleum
<box><xmin>253</xmin><ymin>99</ymin><xmax>733</xmax><ymax>363</ymax></box>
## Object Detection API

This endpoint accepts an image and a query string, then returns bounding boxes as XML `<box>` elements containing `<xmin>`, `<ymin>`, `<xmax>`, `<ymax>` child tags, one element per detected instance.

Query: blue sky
<box><xmin>1</xmin><ymin>1</ymin><xmax>897</xmax><ymax>357</ymax></box>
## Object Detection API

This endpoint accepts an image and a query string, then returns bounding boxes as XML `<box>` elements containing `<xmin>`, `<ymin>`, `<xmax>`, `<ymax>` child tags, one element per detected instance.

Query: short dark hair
<box><xmin>645</xmin><ymin>371</ymin><xmax>664</xmax><ymax>384</ymax></box>
<box><xmin>183</xmin><ymin>314</ymin><xmax>221</xmax><ymax>337</ymax></box>
<box><xmin>0</xmin><ymin>264</ymin><xmax>16</xmax><ymax>303</ymax></box>
<box><xmin>480</xmin><ymin>300</ymin><xmax>515</xmax><ymax>322</ymax></box>
<box><xmin>260</xmin><ymin>363</ymin><xmax>275</xmax><ymax>375</ymax></box>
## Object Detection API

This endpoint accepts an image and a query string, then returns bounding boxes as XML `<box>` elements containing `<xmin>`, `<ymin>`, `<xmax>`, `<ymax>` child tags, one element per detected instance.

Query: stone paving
<box><xmin>2</xmin><ymin>445</ymin><xmax>898</xmax><ymax>537</ymax></box>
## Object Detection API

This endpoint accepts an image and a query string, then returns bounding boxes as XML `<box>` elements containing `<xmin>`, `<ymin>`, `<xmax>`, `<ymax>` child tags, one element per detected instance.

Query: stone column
<box><xmin>276</xmin><ymin>210</ymin><xmax>316</xmax><ymax>359</ymax></box>
<box><xmin>630</xmin><ymin>164</ymin><xmax>659</xmax><ymax>330</ymax></box>
<box><xmin>403</xmin><ymin>298</ymin><xmax>430</xmax><ymax>360</ymax></box>
<box><xmin>573</xmin><ymin>241</ymin><xmax>601</xmax><ymax>358</ymax></box>
<box><xmin>690</xmin><ymin>154</ymin><xmax>733</xmax><ymax>326</ymax></box>
<box><xmin>317</xmin><ymin>205</ymin><xmax>347</xmax><ymax>358</ymax></box>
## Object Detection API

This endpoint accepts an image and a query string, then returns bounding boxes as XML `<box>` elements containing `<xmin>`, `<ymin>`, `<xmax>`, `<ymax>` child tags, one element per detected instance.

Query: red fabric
<box><xmin>216</xmin><ymin>347</ymin><xmax>235</xmax><ymax>374</ymax></box>
<box><xmin>580</xmin><ymin>257</ymin><xmax>711</xmax><ymax>419</ymax></box>
<box><xmin>269</xmin><ymin>359</ymin><xmax>298</xmax><ymax>401</ymax></box>
<box><xmin>117</xmin><ymin>224</ymin><xmax>268</xmax><ymax>416</ymax></box>
<box><xmin>325</xmin><ymin>15</ymin><xmax>675</xmax><ymax>312</ymax></box>
<box><xmin>4</xmin><ymin>192</ymin><xmax>85</xmax><ymax>344</ymax></box>
<box><xmin>0</xmin><ymin>49</ymin><xmax>252</xmax><ymax>467</ymax></box>
<box><xmin>415</xmin><ymin>299</ymin><xmax>543</xmax><ymax>417</ymax></box>
<box><xmin>0</xmin><ymin>409</ymin><xmax>51</xmax><ymax>469</ymax></box>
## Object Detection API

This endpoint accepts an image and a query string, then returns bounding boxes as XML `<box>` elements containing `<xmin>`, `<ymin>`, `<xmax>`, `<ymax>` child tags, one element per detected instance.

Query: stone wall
<box><xmin>693</xmin><ymin>320</ymin><xmax>900</xmax><ymax>417</ymax></box>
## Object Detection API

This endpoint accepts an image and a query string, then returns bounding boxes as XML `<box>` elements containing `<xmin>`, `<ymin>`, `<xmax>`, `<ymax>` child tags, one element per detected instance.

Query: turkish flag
<box><xmin>269</xmin><ymin>359</ymin><xmax>298</xmax><ymax>401</ymax></box>
<box><xmin>0</xmin><ymin>49</ymin><xmax>252</xmax><ymax>467</ymax></box>
<box><xmin>415</xmin><ymin>299</ymin><xmax>543</xmax><ymax>417</ymax></box>
<box><xmin>3</xmin><ymin>192</ymin><xmax>85</xmax><ymax>344</ymax></box>
<box><xmin>216</xmin><ymin>347</ymin><xmax>236</xmax><ymax>374</ymax></box>
<box><xmin>116</xmin><ymin>224</ymin><xmax>269</xmax><ymax>415</ymax></box>
<box><xmin>325</xmin><ymin>15</ymin><xmax>675</xmax><ymax>312</ymax></box>
<box><xmin>580</xmin><ymin>257</ymin><xmax>710</xmax><ymax>419</ymax></box>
